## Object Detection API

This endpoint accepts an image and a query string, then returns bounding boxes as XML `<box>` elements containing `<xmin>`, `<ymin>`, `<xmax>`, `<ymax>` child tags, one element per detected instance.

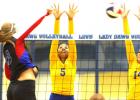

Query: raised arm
<box><xmin>50</xmin><ymin>4</ymin><xmax>63</xmax><ymax>62</ymax></box>
<box><xmin>17</xmin><ymin>10</ymin><xmax>51</xmax><ymax>43</ymax></box>
<box><xmin>123</xmin><ymin>17</ymin><xmax>137</xmax><ymax>64</ymax></box>
<box><xmin>66</xmin><ymin>4</ymin><xmax>78</xmax><ymax>65</ymax></box>
<box><xmin>121</xmin><ymin>5</ymin><xmax>137</xmax><ymax>64</ymax></box>
<box><xmin>49</xmin><ymin>20</ymin><xmax>59</xmax><ymax>62</ymax></box>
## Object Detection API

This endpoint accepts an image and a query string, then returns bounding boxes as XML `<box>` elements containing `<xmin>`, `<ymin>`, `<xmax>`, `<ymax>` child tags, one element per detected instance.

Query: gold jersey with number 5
<box><xmin>49</xmin><ymin>19</ymin><xmax>77</xmax><ymax>96</ymax></box>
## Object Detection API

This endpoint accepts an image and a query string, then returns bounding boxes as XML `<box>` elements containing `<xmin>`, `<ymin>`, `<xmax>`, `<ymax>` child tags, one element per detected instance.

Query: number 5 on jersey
<box><xmin>60</xmin><ymin>68</ymin><xmax>65</xmax><ymax>76</ymax></box>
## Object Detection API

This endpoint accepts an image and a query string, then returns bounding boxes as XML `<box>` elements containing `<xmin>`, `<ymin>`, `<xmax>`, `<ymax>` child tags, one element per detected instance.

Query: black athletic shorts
<box><xmin>7</xmin><ymin>80</ymin><xmax>36</xmax><ymax>100</ymax></box>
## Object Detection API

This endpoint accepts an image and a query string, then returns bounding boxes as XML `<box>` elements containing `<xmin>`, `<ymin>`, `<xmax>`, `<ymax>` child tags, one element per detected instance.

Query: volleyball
<box><xmin>106</xmin><ymin>6</ymin><xmax>123</xmax><ymax>18</ymax></box>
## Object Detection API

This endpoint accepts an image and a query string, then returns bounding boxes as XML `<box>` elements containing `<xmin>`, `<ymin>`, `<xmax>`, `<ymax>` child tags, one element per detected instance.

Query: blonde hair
<box><xmin>89</xmin><ymin>93</ymin><xmax>105</xmax><ymax>100</ymax></box>
<box><xmin>0</xmin><ymin>22</ymin><xmax>16</xmax><ymax>42</ymax></box>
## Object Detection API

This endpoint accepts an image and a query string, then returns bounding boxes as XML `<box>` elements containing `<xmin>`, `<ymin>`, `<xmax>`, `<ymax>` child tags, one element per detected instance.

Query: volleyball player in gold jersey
<box><xmin>49</xmin><ymin>4</ymin><xmax>78</xmax><ymax>100</ymax></box>
<box><xmin>121</xmin><ymin>4</ymin><xmax>140</xmax><ymax>100</ymax></box>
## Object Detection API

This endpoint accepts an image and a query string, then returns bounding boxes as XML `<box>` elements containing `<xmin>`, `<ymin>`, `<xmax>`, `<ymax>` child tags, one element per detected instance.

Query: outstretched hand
<box><xmin>51</xmin><ymin>3</ymin><xmax>64</xmax><ymax>20</ymax></box>
<box><xmin>66</xmin><ymin>4</ymin><xmax>78</xmax><ymax>20</ymax></box>
<box><xmin>45</xmin><ymin>9</ymin><xmax>53</xmax><ymax>16</ymax></box>
<box><xmin>120</xmin><ymin>3</ymin><xmax>130</xmax><ymax>18</ymax></box>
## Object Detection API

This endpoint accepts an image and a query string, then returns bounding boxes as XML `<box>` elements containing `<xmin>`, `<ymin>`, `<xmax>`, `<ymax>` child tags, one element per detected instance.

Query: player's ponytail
<box><xmin>0</xmin><ymin>22</ymin><xmax>16</xmax><ymax>42</ymax></box>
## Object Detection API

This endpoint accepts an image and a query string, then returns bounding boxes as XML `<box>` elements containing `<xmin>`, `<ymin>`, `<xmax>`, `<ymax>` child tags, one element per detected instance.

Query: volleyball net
<box><xmin>1</xmin><ymin>40</ymin><xmax>140</xmax><ymax>100</ymax></box>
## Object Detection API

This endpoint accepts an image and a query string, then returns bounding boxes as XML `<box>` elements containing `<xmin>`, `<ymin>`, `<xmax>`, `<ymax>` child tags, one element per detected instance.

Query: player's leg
<box><xmin>7</xmin><ymin>83</ymin><xmax>14</xmax><ymax>100</ymax></box>
<box><xmin>13</xmin><ymin>80</ymin><xmax>36</xmax><ymax>100</ymax></box>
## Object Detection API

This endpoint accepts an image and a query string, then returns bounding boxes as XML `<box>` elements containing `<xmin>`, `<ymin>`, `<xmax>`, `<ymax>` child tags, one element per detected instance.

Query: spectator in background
<box><xmin>89</xmin><ymin>93</ymin><xmax>105</xmax><ymax>100</ymax></box>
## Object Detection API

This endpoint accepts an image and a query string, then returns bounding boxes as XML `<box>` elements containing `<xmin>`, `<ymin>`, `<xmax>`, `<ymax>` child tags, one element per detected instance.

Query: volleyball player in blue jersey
<box><xmin>0</xmin><ymin>10</ymin><xmax>52</xmax><ymax>100</ymax></box>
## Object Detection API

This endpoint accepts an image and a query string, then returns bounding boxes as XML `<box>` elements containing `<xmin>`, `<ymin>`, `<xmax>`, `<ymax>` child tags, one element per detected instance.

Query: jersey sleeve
<box><xmin>50</xmin><ymin>19</ymin><xmax>59</xmax><ymax>63</ymax></box>
<box><xmin>4</xmin><ymin>63</ymin><xmax>11</xmax><ymax>80</ymax></box>
<box><xmin>68</xmin><ymin>19</ymin><xmax>77</xmax><ymax>66</ymax></box>
<box><xmin>123</xmin><ymin>17</ymin><xmax>137</xmax><ymax>65</ymax></box>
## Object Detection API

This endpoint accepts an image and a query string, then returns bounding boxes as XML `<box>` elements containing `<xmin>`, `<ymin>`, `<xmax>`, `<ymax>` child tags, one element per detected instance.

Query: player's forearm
<box><xmin>123</xmin><ymin>17</ymin><xmax>136</xmax><ymax>62</ymax></box>
<box><xmin>54</xmin><ymin>19</ymin><xmax>60</xmax><ymax>34</ymax></box>
<box><xmin>123</xmin><ymin>17</ymin><xmax>130</xmax><ymax>35</ymax></box>
<box><xmin>68</xmin><ymin>18</ymin><xmax>77</xmax><ymax>60</ymax></box>
<box><xmin>51</xmin><ymin>19</ymin><xmax>59</xmax><ymax>59</ymax></box>
<box><xmin>69</xmin><ymin>19</ymin><xmax>74</xmax><ymax>34</ymax></box>
<box><xmin>68</xmin><ymin>18</ymin><xmax>75</xmax><ymax>52</ymax></box>
<box><xmin>50</xmin><ymin>18</ymin><xmax>60</xmax><ymax>60</ymax></box>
